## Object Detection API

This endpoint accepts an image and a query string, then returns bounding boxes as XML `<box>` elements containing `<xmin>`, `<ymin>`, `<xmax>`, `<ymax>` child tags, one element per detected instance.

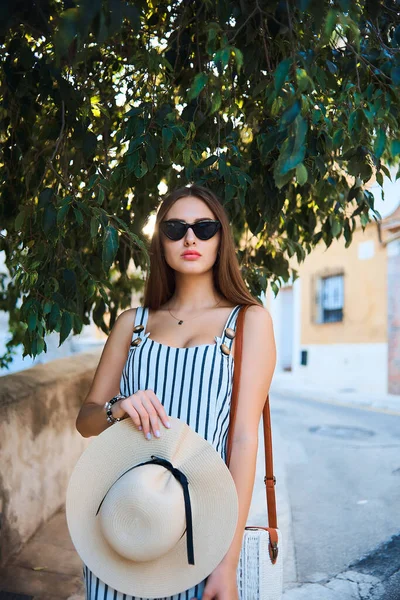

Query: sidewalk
<box><xmin>0</xmin><ymin>417</ymin><xmax>295</xmax><ymax>599</ymax></box>
<box><xmin>0</xmin><ymin>508</ymin><xmax>85</xmax><ymax>599</ymax></box>
<box><xmin>270</xmin><ymin>372</ymin><xmax>400</xmax><ymax>416</ymax></box>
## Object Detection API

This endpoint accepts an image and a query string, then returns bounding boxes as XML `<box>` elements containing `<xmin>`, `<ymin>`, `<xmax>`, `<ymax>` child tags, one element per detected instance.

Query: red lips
<box><xmin>181</xmin><ymin>251</ymin><xmax>201</xmax><ymax>256</ymax></box>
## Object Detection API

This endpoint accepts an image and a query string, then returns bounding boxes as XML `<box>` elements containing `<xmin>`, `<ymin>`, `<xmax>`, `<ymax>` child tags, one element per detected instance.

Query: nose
<box><xmin>184</xmin><ymin>226</ymin><xmax>196</xmax><ymax>243</ymax></box>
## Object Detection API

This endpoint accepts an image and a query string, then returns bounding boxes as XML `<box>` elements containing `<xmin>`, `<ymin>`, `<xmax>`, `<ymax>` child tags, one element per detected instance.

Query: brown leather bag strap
<box><xmin>226</xmin><ymin>304</ymin><xmax>278</xmax><ymax>530</ymax></box>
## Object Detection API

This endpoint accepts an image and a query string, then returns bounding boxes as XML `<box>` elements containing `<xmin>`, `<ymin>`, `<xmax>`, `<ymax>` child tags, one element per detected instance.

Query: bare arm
<box><xmin>76</xmin><ymin>309</ymin><xmax>137</xmax><ymax>437</ymax></box>
<box><xmin>76</xmin><ymin>308</ymin><xmax>170</xmax><ymax>439</ymax></box>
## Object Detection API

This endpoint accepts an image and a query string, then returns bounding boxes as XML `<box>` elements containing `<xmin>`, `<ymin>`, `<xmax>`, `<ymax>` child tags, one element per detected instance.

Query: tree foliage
<box><xmin>1</xmin><ymin>0</ymin><xmax>400</xmax><ymax>367</ymax></box>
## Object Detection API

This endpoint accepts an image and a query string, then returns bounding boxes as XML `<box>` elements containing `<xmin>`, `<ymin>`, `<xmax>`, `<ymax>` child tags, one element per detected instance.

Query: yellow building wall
<box><xmin>295</xmin><ymin>223</ymin><xmax>387</xmax><ymax>345</ymax></box>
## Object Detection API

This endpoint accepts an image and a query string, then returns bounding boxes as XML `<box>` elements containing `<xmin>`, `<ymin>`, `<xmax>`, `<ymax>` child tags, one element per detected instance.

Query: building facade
<box><xmin>268</xmin><ymin>205</ymin><xmax>400</xmax><ymax>396</ymax></box>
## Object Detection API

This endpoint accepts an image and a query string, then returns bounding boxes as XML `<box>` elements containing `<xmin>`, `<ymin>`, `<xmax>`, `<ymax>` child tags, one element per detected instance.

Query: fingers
<box><xmin>140</xmin><ymin>393</ymin><xmax>160</xmax><ymax>439</ymax></box>
<box><xmin>120</xmin><ymin>400</ymin><xmax>141</xmax><ymax>430</ymax></box>
<box><xmin>146</xmin><ymin>389</ymin><xmax>171</xmax><ymax>429</ymax></box>
<box><xmin>122</xmin><ymin>390</ymin><xmax>171</xmax><ymax>440</ymax></box>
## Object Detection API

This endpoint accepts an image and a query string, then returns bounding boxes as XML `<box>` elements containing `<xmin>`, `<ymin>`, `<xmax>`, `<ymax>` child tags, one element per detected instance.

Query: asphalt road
<box><xmin>271</xmin><ymin>392</ymin><xmax>400</xmax><ymax>585</ymax></box>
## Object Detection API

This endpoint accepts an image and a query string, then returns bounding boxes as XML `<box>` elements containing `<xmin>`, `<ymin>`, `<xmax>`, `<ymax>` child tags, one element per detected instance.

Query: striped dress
<box><xmin>83</xmin><ymin>303</ymin><xmax>242</xmax><ymax>600</ymax></box>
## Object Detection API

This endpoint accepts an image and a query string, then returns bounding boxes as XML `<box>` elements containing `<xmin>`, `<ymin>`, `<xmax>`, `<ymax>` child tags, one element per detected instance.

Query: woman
<box><xmin>76</xmin><ymin>184</ymin><xmax>276</xmax><ymax>600</ymax></box>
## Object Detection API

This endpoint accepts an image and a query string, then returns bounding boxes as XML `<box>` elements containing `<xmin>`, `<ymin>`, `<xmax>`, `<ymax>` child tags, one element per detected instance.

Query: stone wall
<box><xmin>0</xmin><ymin>350</ymin><xmax>102</xmax><ymax>565</ymax></box>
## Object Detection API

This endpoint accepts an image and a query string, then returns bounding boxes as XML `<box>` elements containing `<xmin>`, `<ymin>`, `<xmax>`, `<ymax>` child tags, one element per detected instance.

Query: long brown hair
<box><xmin>142</xmin><ymin>184</ymin><xmax>261</xmax><ymax>310</ymax></box>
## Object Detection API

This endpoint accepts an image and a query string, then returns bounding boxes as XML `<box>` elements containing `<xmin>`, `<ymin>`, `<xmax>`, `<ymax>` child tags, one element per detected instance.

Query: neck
<box><xmin>167</xmin><ymin>272</ymin><xmax>222</xmax><ymax>311</ymax></box>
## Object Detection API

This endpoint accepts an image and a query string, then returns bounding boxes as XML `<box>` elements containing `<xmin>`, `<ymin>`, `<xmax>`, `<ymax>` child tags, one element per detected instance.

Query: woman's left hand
<box><xmin>190</xmin><ymin>560</ymin><xmax>239</xmax><ymax>600</ymax></box>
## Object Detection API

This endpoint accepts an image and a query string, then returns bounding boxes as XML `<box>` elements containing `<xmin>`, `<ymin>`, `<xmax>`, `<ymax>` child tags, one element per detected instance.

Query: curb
<box><xmin>270</xmin><ymin>382</ymin><xmax>400</xmax><ymax>417</ymax></box>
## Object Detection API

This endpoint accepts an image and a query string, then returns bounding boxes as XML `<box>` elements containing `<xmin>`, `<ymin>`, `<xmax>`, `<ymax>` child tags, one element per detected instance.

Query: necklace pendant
<box><xmin>178</xmin><ymin>320</ymin><xmax>183</xmax><ymax>325</ymax></box>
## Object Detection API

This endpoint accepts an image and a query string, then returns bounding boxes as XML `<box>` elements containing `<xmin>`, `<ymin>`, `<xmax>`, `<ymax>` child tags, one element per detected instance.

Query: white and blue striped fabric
<box><xmin>83</xmin><ymin>304</ymin><xmax>242</xmax><ymax>600</ymax></box>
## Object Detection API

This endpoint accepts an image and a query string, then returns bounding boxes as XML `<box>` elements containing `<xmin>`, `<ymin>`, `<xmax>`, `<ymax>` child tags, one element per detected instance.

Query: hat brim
<box><xmin>66</xmin><ymin>416</ymin><xmax>238</xmax><ymax>598</ymax></box>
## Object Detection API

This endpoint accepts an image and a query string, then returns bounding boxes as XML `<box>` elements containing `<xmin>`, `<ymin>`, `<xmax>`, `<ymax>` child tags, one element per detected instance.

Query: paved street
<box><xmin>1</xmin><ymin>389</ymin><xmax>399</xmax><ymax>599</ymax></box>
<box><xmin>272</xmin><ymin>392</ymin><xmax>400</xmax><ymax>599</ymax></box>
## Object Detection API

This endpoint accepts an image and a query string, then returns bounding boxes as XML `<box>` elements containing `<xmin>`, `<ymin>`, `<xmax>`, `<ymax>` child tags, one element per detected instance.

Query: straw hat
<box><xmin>66</xmin><ymin>416</ymin><xmax>239</xmax><ymax>598</ymax></box>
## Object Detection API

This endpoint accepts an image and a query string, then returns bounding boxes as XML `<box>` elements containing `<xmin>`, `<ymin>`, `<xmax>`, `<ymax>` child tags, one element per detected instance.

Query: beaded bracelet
<box><xmin>104</xmin><ymin>394</ymin><xmax>126</xmax><ymax>424</ymax></box>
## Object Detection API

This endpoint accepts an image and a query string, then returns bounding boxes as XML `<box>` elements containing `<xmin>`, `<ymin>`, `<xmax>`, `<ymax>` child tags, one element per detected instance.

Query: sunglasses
<box><xmin>159</xmin><ymin>219</ymin><xmax>221</xmax><ymax>241</ymax></box>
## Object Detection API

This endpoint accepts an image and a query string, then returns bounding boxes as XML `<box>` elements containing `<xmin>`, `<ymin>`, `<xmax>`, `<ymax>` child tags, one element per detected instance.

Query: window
<box><xmin>316</xmin><ymin>273</ymin><xmax>344</xmax><ymax>323</ymax></box>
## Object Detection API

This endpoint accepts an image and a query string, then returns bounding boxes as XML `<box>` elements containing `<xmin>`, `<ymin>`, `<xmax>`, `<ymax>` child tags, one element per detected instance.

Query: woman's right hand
<box><xmin>111</xmin><ymin>390</ymin><xmax>171</xmax><ymax>440</ymax></box>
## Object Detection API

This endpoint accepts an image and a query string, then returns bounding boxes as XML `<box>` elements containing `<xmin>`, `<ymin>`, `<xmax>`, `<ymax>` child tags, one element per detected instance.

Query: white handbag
<box><xmin>227</xmin><ymin>305</ymin><xmax>283</xmax><ymax>600</ymax></box>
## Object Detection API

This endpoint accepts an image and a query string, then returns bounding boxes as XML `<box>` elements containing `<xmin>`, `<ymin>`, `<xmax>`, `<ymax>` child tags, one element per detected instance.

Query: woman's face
<box><xmin>160</xmin><ymin>196</ymin><xmax>221</xmax><ymax>274</ymax></box>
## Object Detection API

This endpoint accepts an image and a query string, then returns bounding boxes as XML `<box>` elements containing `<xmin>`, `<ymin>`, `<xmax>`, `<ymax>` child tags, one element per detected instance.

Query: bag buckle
<box><xmin>271</xmin><ymin>541</ymin><xmax>279</xmax><ymax>560</ymax></box>
<box><xmin>264</xmin><ymin>476</ymin><xmax>276</xmax><ymax>485</ymax></box>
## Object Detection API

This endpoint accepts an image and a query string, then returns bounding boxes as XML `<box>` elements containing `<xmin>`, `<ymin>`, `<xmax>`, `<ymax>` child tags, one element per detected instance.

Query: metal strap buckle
<box><xmin>271</xmin><ymin>541</ymin><xmax>279</xmax><ymax>560</ymax></box>
<box><xmin>264</xmin><ymin>476</ymin><xmax>277</xmax><ymax>485</ymax></box>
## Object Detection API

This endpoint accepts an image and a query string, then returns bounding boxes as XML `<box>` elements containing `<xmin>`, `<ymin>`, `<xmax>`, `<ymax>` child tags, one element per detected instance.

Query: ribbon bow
<box><xmin>96</xmin><ymin>454</ymin><xmax>195</xmax><ymax>565</ymax></box>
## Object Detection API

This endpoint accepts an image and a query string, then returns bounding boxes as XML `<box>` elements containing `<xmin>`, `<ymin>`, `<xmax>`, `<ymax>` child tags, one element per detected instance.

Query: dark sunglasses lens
<box><xmin>160</xmin><ymin>220</ymin><xmax>220</xmax><ymax>240</ymax></box>
<box><xmin>160</xmin><ymin>222</ymin><xmax>186</xmax><ymax>240</ymax></box>
<box><xmin>194</xmin><ymin>222</ymin><xmax>220</xmax><ymax>240</ymax></box>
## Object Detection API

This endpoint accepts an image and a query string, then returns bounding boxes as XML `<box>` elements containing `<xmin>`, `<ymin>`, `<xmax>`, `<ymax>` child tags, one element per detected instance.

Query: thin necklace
<box><xmin>168</xmin><ymin>299</ymin><xmax>223</xmax><ymax>325</ymax></box>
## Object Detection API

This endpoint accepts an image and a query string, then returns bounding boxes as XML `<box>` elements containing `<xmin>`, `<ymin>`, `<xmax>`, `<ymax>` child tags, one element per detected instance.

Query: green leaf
<box><xmin>59</xmin><ymin>311</ymin><xmax>72</xmax><ymax>346</ymax></box>
<box><xmin>48</xmin><ymin>303</ymin><xmax>60</xmax><ymax>330</ymax></box>
<box><xmin>206</xmin><ymin>22</ymin><xmax>219</xmax><ymax>54</ymax></box>
<box><xmin>200</xmin><ymin>155</ymin><xmax>218</xmax><ymax>168</ymax></box>
<box><xmin>273</xmin><ymin>168</ymin><xmax>294</xmax><ymax>189</ymax></box>
<box><xmin>134</xmin><ymin>161</ymin><xmax>148</xmax><ymax>178</ymax></box>
<box><xmin>57</xmin><ymin>203</ymin><xmax>70</xmax><ymax>225</ymax></box>
<box><xmin>224</xmin><ymin>184</ymin><xmax>236</xmax><ymax>203</ymax></box>
<box><xmin>279</xmin><ymin>100</ymin><xmax>301</xmax><ymax>129</ymax></box>
<box><xmin>99</xmin><ymin>286</ymin><xmax>109</xmax><ymax>305</ymax></box>
<box><xmin>376</xmin><ymin>171</ymin><xmax>383</xmax><ymax>187</ymax></box>
<box><xmin>73</xmin><ymin>207</ymin><xmax>83</xmax><ymax>226</ymax></box>
<box><xmin>333</xmin><ymin>128</ymin><xmax>344</xmax><ymax>149</ymax></box>
<box><xmin>162</xmin><ymin>127</ymin><xmax>173</xmax><ymax>151</ymax></box>
<box><xmin>391</xmin><ymin>67</ymin><xmax>400</xmax><ymax>86</ymax></box>
<box><xmin>182</xmin><ymin>148</ymin><xmax>191</xmax><ymax>166</ymax></box>
<box><xmin>42</xmin><ymin>204</ymin><xmax>57</xmax><ymax>234</ymax></box>
<box><xmin>63</xmin><ymin>269</ymin><xmax>77</xmax><ymax>298</ymax></box>
<box><xmin>296</xmin><ymin>68</ymin><xmax>313</xmax><ymax>92</ymax></box>
<box><xmin>374</xmin><ymin>128</ymin><xmax>386</xmax><ymax>159</ymax></box>
<box><xmin>54</xmin><ymin>8</ymin><xmax>79</xmax><ymax>59</ymax></box>
<box><xmin>271</xmin><ymin>97</ymin><xmax>283</xmax><ymax>117</ymax></box>
<box><xmin>145</xmin><ymin>143</ymin><xmax>157</xmax><ymax>171</ymax></box>
<box><xmin>87</xmin><ymin>174</ymin><xmax>100</xmax><ymax>190</ymax></box>
<box><xmin>324</xmin><ymin>9</ymin><xmax>337</xmax><ymax>42</ymax></box>
<box><xmin>188</xmin><ymin>73</ymin><xmax>208</xmax><ymax>101</ymax></box>
<box><xmin>38</xmin><ymin>188</ymin><xmax>54</xmax><ymax>208</ymax></box>
<box><xmin>73</xmin><ymin>314</ymin><xmax>83</xmax><ymax>334</ymax></box>
<box><xmin>14</xmin><ymin>208</ymin><xmax>26</xmax><ymax>231</ymax></box>
<box><xmin>102</xmin><ymin>225</ymin><xmax>119</xmax><ymax>272</ymax></box>
<box><xmin>43</xmin><ymin>301</ymin><xmax>52</xmax><ymax>315</ymax></box>
<box><xmin>278</xmin><ymin>115</ymin><xmax>307</xmax><ymax>174</ymax></box>
<box><xmin>348</xmin><ymin>109</ymin><xmax>363</xmax><ymax>133</ymax></box>
<box><xmin>232</xmin><ymin>47</ymin><xmax>243</xmax><ymax>73</ymax></box>
<box><xmin>28</xmin><ymin>310</ymin><xmax>37</xmax><ymax>332</ymax></box>
<box><xmin>82</xmin><ymin>131</ymin><xmax>97</xmax><ymax>158</ymax></box>
<box><xmin>326</xmin><ymin>60</ymin><xmax>337</xmax><ymax>74</ymax></box>
<box><xmin>381</xmin><ymin>163</ymin><xmax>392</xmax><ymax>180</ymax></box>
<box><xmin>390</xmin><ymin>140</ymin><xmax>400</xmax><ymax>156</ymax></box>
<box><xmin>97</xmin><ymin>187</ymin><xmax>105</xmax><ymax>205</ymax></box>
<box><xmin>210</xmin><ymin>91</ymin><xmax>221</xmax><ymax>114</ymax></box>
<box><xmin>274</xmin><ymin>58</ymin><xmax>291</xmax><ymax>93</ymax></box>
<box><xmin>296</xmin><ymin>163</ymin><xmax>308</xmax><ymax>185</ymax></box>
<box><xmin>330</xmin><ymin>216</ymin><xmax>342</xmax><ymax>237</ymax></box>
<box><xmin>296</xmin><ymin>0</ymin><xmax>311</xmax><ymax>12</ymax></box>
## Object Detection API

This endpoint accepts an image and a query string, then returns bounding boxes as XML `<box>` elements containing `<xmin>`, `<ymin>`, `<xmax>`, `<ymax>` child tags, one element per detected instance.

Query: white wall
<box><xmin>293</xmin><ymin>342</ymin><xmax>388</xmax><ymax>395</ymax></box>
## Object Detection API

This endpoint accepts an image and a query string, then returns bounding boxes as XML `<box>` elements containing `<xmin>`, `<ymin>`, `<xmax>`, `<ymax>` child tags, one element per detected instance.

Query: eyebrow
<box><xmin>166</xmin><ymin>218</ymin><xmax>213</xmax><ymax>222</ymax></box>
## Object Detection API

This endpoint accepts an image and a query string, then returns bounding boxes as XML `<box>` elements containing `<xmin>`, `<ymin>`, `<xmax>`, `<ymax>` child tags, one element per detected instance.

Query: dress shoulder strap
<box><xmin>221</xmin><ymin>304</ymin><xmax>242</xmax><ymax>351</ymax></box>
<box><xmin>131</xmin><ymin>306</ymin><xmax>149</xmax><ymax>342</ymax></box>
